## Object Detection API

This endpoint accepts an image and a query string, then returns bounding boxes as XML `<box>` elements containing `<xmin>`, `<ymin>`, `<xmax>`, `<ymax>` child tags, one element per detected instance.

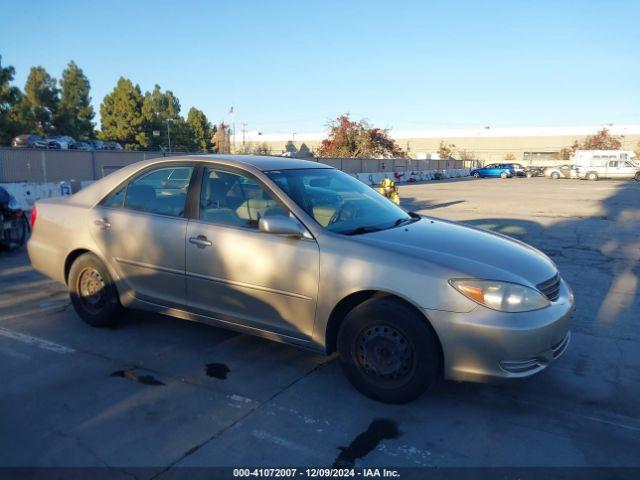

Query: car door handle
<box><xmin>94</xmin><ymin>218</ymin><xmax>111</xmax><ymax>229</ymax></box>
<box><xmin>189</xmin><ymin>235</ymin><xmax>212</xmax><ymax>247</ymax></box>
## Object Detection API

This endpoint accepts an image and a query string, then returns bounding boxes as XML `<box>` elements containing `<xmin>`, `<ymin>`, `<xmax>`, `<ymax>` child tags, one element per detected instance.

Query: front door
<box><xmin>185</xmin><ymin>166</ymin><xmax>319</xmax><ymax>339</ymax></box>
<box><xmin>90</xmin><ymin>164</ymin><xmax>195</xmax><ymax>308</ymax></box>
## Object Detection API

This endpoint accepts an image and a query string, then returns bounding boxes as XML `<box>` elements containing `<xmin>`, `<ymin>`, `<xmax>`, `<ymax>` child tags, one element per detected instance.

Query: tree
<box><xmin>16</xmin><ymin>66</ymin><xmax>60</xmax><ymax>136</ymax></box>
<box><xmin>142</xmin><ymin>84</ymin><xmax>181</xmax><ymax>150</ymax></box>
<box><xmin>316</xmin><ymin>114</ymin><xmax>406</xmax><ymax>158</ymax></box>
<box><xmin>99</xmin><ymin>77</ymin><xmax>147</xmax><ymax>149</ymax></box>
<box><xmin>212</xmin><ymin>122</ymin><xmax>231</xmax><ymax>153</ymax></box>
<box><xmin>186</xmin><ymin>107</ymin><xmax>213</xmax><ymax>151</ymax></box>
<box><xmin>581</xmin><ymin>128</ymin><xmax>622</xmax><ymax>150</ymax></box>
<box><xmin>0</xmin><ymin>55</ymin><xmax>23</xmax><ymax>144</ymax></box>
<box><xmin>167</xmin><ymin>117</ymin><xmax>197</xmax><ymax>151</ymax></box>
<box><xmin>559</xmin><ymin>129</ymin><xmax>623</xmax><ymax>160</ymax></box>
<box><xmin>58</xmin><ymin>61</ymin><xmax>95</xmax><ymax>139</ymax></box>
<box><xmin>437</xmin><ymin>140</ymin><xmax>455</xmax><ymax>160</ymax></box>
<box><xmin>504</xmin><ymin>153</ymin><xmax>516</xmax><ymax>161</ymax></box>
<box><xmin>456</xmin><ymin>149</ymin><xmax>479</xmax><ymax>162</ymax></box>
<box><xmin>253</xmin><ymin>142</ymin><xmax>271</xmax><ymax>155</ymax></box>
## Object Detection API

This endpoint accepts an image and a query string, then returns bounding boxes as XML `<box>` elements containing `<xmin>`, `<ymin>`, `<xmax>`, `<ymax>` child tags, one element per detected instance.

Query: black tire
<box><xmin>68</xmin><ymin>252</ymin><xmax>123</xmax><ymax>327</ymax></box>
<box><xmin>635</xmin><ymin>172</ymin><xmax>640</xmax><ymax>182</ymax></box>
<box><xmin>587</xmin><ymin>172</ymin><xmax>599</xmax><ymax>181</ymax></box>
<box><xmin>473</xmin><ymin>172</ymin><xmax>480</xmax><ymax>178</ymax></box>
<box><xmin>550</xmin><ymin>172</ymin><xmax>560</xmax><ymax>179</ymax></box>
<box><xmin>337</xmin><ymin>297</ymin><xmax>441</xmax><ymax>404</ymax></box>
<box><xmin>500</xmin><ymin>172</ymin><xmax>508</xmax><ymax>179</ymax></box>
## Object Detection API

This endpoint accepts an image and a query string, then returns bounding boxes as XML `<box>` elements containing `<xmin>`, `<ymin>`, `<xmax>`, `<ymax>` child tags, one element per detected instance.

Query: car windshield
<box><xmin>266</xmin><ymin>168</ymin><xmax>413</xmax><ymax>235</ymax></box>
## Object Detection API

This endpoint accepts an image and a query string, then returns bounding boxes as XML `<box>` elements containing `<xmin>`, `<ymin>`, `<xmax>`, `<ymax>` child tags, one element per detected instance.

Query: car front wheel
<box><xmin>473</xmin><ymin>172</ymin><xmax>481</xmax><ymax>178</ymax></box>
<box><xmin>551</xmin><ymin>172</ymin><xmax>560</xmax><ymax>179</ymax></box>
<box><xmin>68</xmin><ymin>252</ymin><xmax>123</xmax><ymax>327</ymax></box>
<box><xmin>635</xmin><ymin>172</ymin><xmax>640</xmax><ymax>182</ymax></box>
<box><xmin>587</xmin><ymin>172</ymin><xmax>599</xmax><ymax>181</ymax></box>
<box><xmin>500</xmin><ymin>172</ymin><xmax>508</xmax><ymax>179</ymax></box>
<box><xmin>337</xmin><ymin>297</ymin><xmax>441</xmax><ymax>404</ymax></box>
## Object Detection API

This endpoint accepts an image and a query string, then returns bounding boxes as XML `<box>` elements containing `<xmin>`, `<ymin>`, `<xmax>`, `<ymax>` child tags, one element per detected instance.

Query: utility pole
<box><xmin>241</xmin><ymin>123</ymin><xmax>248</xmax><ymax>147</ymax></box>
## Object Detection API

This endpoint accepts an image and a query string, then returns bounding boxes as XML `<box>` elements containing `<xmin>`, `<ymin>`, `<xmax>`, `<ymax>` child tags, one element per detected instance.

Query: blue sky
<box><xmin>2</xmin><ymin>0</ymin><xmax>639</xmax><ymax>133</ymax></box>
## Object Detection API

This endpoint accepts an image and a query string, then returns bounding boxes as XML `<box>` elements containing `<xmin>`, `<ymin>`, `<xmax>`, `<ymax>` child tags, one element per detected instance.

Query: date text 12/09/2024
<box><xmin>233</xmin><ymin>468</ymin><xmax>400</xmax><ymax>478</ymax></box>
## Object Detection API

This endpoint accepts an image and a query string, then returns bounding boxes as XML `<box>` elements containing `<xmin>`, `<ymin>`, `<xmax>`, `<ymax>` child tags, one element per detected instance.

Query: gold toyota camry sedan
<box><xmin>28</xmin><ymin>155</ymin><xmax>574</xmax><ymax>403</ymax></box>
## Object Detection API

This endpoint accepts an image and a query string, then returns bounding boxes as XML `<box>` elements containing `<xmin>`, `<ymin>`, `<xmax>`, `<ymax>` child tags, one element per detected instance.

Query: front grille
<box><xmin>537</xmin><ymin>274</ymin><xmax>560</xmax><ymax>302</ymax></box>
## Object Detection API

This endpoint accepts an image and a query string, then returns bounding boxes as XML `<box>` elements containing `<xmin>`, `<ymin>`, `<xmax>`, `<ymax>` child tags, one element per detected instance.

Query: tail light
<box><xmin>30</xmin><ymin>204</ymin><xmax>38</xmax><ymax>230</ymax></box>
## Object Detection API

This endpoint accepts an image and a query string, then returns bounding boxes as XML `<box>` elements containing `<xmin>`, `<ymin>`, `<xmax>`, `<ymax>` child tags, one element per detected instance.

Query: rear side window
<box><xmin>101</xmin><ymin>165</ymin><xmax>194</xmax><ymax>217</ymax></box>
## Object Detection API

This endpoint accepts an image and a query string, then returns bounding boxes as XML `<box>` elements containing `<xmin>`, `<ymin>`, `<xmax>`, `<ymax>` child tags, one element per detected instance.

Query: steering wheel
<box><xmin>328</xmin><ymin>201</ymin><xmax>356</xmax><ymax>225</ymax></box>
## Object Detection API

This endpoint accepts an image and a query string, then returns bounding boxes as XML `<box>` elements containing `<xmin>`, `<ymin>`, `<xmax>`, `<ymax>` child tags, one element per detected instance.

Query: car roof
<box><xmin>170</xmin><ymin>154</ymin><xmax>329</xmax><ymax>172</ymax></box>
<box><xmin>67</xmin><ymin>155</ymin><xmax>333</xmax><ymax>207</ymax></box>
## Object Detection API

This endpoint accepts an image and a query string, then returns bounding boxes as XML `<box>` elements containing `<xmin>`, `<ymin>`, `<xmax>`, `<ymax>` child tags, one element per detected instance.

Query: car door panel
<box><xmin>185</xmin><ymin>221</ymin><xmax>319</xmax><ymax>338</ymax></box>
<box><xmin>90</xmin><ymin>208</ymin><xmax>187</xmax><ymax>307</ymax></box>
<box><xmin>88</xmin><ymin>164</ymin><xmax>194</xmax><ymax>308</ymax></box>
<box><xmin>184</xmin><ymin>165</ymin><xmax>320</xmax><ymax>339</ymax></box>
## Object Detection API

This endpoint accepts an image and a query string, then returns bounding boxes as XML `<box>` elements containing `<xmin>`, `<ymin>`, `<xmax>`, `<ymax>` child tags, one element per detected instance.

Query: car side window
<box><xmin>118</xmin><ymin>166</ymin><xmax>194</xmax><ymax>217</ymax></box>
<box><xmin>199</xmin><ymin>167</ymin><xmax>288</xmax><ymax>229</ymax></box>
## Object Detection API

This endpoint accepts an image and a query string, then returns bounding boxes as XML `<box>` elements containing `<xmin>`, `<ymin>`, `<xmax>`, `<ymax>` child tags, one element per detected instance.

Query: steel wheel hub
<box><xmin>356</xmin><ymin>324</ymin><xmax>413</xmax><ymax>380</ymax></box>
<box><xmin>77</xmin><ymin>267</ymin><xmax>106</xmax><ymax>312</ymax></box>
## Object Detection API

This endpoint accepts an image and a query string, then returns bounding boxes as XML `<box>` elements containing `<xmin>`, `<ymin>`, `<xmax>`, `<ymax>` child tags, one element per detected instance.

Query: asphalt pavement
<box><xmin>1</xmin><ymin>177</ymin><xmax>638</xmax><ymax>477</ymax></box>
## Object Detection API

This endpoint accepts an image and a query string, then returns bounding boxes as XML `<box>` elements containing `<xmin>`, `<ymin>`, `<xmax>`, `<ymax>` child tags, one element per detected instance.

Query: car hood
<box><xmin>356</xmin><ymin>217</ymin><xmax>557</xmax><ymax>287</ymax></box>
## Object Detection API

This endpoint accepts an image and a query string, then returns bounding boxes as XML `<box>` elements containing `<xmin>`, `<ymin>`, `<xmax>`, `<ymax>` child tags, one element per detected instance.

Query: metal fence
<box><xmin>0</xmin><ymin>148</ymin><xmax>464</xmax><ymax>183</ymax></box>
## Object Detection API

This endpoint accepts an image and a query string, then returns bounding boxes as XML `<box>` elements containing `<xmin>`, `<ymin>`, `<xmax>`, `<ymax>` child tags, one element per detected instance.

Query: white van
<box><xmin>573</xmin><ymin>150</ymin><xmax>640</xmax><ymax>181</ymax></box>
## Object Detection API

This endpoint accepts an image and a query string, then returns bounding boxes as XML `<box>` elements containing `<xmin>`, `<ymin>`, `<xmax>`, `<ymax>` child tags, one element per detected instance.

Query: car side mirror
<box><xmin>259</xmin><ymin>215</ymin><xmax>305</xmax><ymax>238</ymax></box>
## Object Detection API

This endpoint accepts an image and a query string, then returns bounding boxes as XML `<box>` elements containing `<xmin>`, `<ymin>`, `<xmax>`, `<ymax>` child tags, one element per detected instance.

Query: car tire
<box><xmin>68</xmin><ymin>252</ymin><xmax>123</xmax><ymax>327</ymax></box>
<box><xmin>587</xmin><ymin>172</ymin><xmax>599</xmax><ymax>181</ymax></box>
<box><xmin>337</xmin><ymin>297</ymin><xmax>441</xmax><ymax>404</ymax></box>
<box><xmin>635</xmin><ymin>172</ymin><xmax>640</xmax><ymax>182</ymax></box>
<box><xmin>551</xmin><ymin>172</ymin><xmax>560</xmax><ymax>179</ymax></box>
<box><xmin>526</xmin><ymin>172</ymin><xmax>533</xmax><ymax>178</ymax></box>
<box><xmin>500</xmin><ymin>172</ymin><xmax>508</xmax><ymax>179</ymax></box>
<box><xmin>473</xmin><ymin>172</ymin><xmax>481</xmax><ymax>178</ymax></box>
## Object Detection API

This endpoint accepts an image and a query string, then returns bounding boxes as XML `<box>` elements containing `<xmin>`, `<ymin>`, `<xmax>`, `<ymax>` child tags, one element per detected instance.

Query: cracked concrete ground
<box><xmin>0</xmin><ymin>177</ymin><xmax>638</xmax><ymax>476</ymax></box>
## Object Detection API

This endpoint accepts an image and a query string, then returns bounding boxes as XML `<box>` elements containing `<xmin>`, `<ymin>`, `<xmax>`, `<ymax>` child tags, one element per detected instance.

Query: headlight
<box><xmin>449</xmin><ymin>279</ymin><xmax>550</xmax><ymax>312</ymax></box>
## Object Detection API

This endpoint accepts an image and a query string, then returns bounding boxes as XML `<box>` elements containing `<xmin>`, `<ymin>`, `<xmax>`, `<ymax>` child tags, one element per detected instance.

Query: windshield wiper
<box><xmin>343</xmin><ymin>226</ymin><xmax>382</xmax><ymax>236</ymax></box>
<box><xmin>393</xmin><ymin>213</ymin><xmax>421</xmax><ymax>227</ymax></box>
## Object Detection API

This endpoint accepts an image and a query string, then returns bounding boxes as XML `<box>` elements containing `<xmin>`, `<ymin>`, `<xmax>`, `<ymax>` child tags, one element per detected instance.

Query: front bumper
<box><xmin>426</xmin><ymin>278</ymin><xmax>574</xmax><ymax>383</ymax></box>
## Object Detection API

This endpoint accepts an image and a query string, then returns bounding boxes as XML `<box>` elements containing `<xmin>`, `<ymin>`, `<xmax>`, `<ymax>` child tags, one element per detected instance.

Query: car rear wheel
<box><xmin>337</xmin><ymin>297</ymin><xmax>441</xmax><ymax>404</ymax></box>
<box><xmin>551</xmin><ymin>172</ymin><xmax>560</xmax><ymax>179</ymax></box>
<box><xmin>500</xmin><ymin>172</ymin><xmax>508</xmax><ymax>179</ymax></box>
<box><xmin>68</xmin><ymin>252</ymin><xmax>123</xmax><ymax>327</ymax></box>
<box><xmin>587</xmin><ymin>172</ymin><xmax>599</xmax><ymax>181</ymax></box>
<box><xmin>635</xmin><ymin>172</ymin><xmax>640</xmax><ymax>182</ymax></box>
<box><xmin>473</xmin><ymin>172</ymin><xmax>481</xmax><ymax>178</ymax></box>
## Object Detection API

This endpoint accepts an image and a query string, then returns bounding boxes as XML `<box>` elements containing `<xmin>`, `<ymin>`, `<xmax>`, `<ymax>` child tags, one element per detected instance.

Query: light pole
<box><xmin>166</xmin><ymin>118</ymin><xmax>174</xmax><ymax>152</ymax></box>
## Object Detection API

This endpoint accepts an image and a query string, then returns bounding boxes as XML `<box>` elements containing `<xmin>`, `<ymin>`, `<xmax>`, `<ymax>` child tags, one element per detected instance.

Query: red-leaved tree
<box><xmin>317</xmin><ymin>114</ymin><xmax>406</xmax><ymax>158</ymax></box>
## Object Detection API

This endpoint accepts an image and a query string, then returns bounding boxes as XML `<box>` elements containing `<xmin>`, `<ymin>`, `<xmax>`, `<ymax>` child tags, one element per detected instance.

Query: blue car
<box><xmin>470</xmin><ymin>163</ymin><xmax>515</xmax><ymax>178</ymax></box>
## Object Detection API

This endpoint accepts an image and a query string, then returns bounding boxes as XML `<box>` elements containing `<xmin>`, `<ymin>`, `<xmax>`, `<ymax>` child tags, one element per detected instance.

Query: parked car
<box><xmin>544</xmin><ymin>164</ymin><xmax>579</xmax><ymax>179</ymax></box>
<box><xmin>28</xmin><ymin>155</ymin><xmax>573</xmax><ymax>403</ymax></box>
<box><xmin>524</xmin><ymin>166</ymin><xmax>545</xmax><ymax>178</ymax></box>
<box><xmin>33</xmin><ymin>139</ymin><xmax>62</xmax><ymax>149</ymax></box>
<box><xmin>70</xmin><ymin>141</ymin><xmax>93</xmax><ymax>151</ymax></box>
<box><xmin>573</xmin><ymin>150</ymin><xmax>640</xmax><ymax>181</ymax></box>
<box><xmin>103</xmin><ymin>141</ymin><xmax>123</xmax><ymax>150</ymax></box>
<box><xmin>470</xmin><ymin>163</ymin><xmax>514</xmax><ymax>178</ymax></box>
<box><xmin>86</xmin><ymin>140</ymin><xmax>107</xmax><ymax>150</ymax></box>
<box><xmin>0</xmin><ymin>186</ymin><xmax>29</xmax><ymax>250</ymax></box>
<box><xmin>11</xmin><ymin>134</ymin><xmax>42</xmax><ymax>148</ymax></box>
<box><xmin>503</xmin><ymin>163</ymin><xmax>526</xmax><ymax>177</ymax></box>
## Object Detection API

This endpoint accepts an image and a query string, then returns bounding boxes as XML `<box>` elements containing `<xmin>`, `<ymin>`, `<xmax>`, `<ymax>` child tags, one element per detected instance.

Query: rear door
<box><xmin>185</xmin><ymin>165</ymin><xmax>320</xmax><ymax>339</ymax></box>
<box><xmin>90</xmin><ymin>164</ymin><xmax>196</xmax><ymax>308</ymax></box>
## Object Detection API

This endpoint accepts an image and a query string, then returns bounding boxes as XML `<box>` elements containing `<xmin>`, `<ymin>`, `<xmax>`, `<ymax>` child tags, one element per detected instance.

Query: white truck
<box><xmin>573</xmin><ymin>150</ymin><xmax>640</xmax><ymax>181</ymax></box>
